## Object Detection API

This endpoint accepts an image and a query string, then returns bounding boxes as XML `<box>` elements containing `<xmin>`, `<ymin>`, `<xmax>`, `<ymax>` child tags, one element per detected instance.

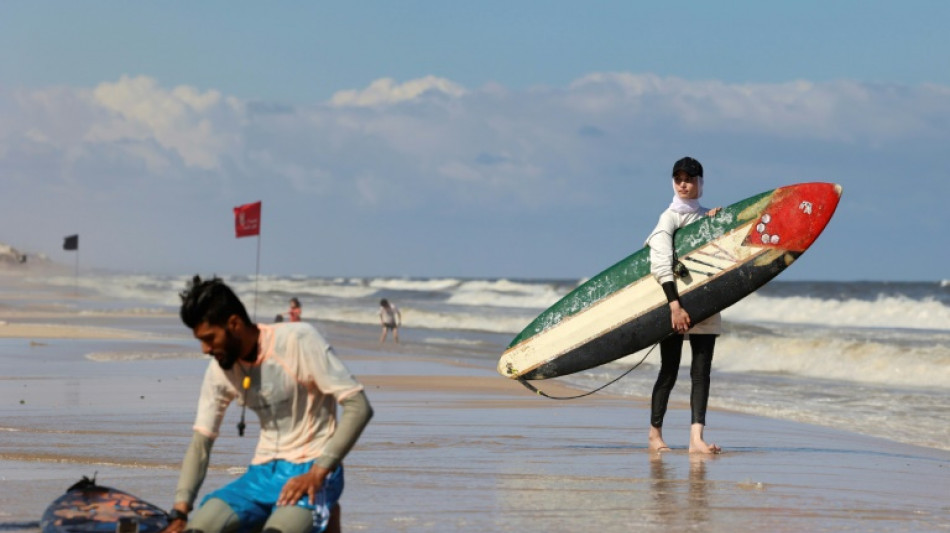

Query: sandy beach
<box><xmin>1</xmin><ymin>268</ymin><xmax>948</xmax><ymax>533</ymax></box>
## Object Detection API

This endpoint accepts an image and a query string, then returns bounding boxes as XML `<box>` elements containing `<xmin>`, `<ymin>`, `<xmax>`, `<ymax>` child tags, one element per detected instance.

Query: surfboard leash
<box><xmin>515</xmin><ymin>341</ymin><xmax>660</xmax><ymax>400</ymax></box>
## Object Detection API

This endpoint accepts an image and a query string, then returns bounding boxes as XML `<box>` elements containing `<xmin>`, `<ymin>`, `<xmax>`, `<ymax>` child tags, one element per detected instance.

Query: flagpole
<box><xmin>63</xmin><ymin>235</ymin><xmax>79</xmax><ymax>295</ymax></box>
<box><xmin>233</xmin><ymin>201</ymin><xmax>262</xmax><ymax>322</ymax></box>
<box><xmin>253</xmin><ymin>232</ymin><xmax>261</xmax><ymax>322</ymax></box>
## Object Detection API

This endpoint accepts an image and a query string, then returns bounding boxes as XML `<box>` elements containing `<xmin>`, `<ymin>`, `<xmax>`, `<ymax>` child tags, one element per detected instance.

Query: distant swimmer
<box><xmin>645</xmin><ymin>156</ymin><xmax>723</xmax><ymax>455</ymax></box>
<box><xmin>287</xmin><ymin>297</ymin><xmax>302</xmax><ymax>322</ymax></box>
<box><xmin>378</xmin><ymin>298</ymin><xmax>401</xmax><ymax>344</ymax></box>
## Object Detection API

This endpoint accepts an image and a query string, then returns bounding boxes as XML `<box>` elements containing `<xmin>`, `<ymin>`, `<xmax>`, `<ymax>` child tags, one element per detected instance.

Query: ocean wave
<box><xmin>231</xmin><ymin>277</ymin><xmax>379</xmax><ymax>300</ymax></box>
<box><xmin>32</xmin><ymin>273</ymin><xmax>950</xmax><ymax>336</ymax></box>
<box><xmin>36</xmin><ymin>274</ymin><xmax>187</xmax><ymax>307</ymax></box>
<box><xmin>77</xmin><ymin>307</ymin><xmax>172</xmax><ymax>316</ymax></box>
<box><xmin>713</xmin><ymin>334</ymin><xmax>950</xmax><ymax>389</ymax></box>
<box><xmin>446</xmin><ymin>280</ymin><xmax>567</xmax><ymax>309</ymax></box>
<box><xmin>445</xmin><ymin>290</ymin><xmax>561</xmax><ymax>309</ymax></box>
<box><xmin>595</xmin><ymin>331</ymin><xmax>950</xmax><ymax>390</ymax></box>
<box><xmin>724</xmin><ymin>293</ymin><xmax>950</xmax><ymax>331</ymax></box>
<box><xmin>368</xmin><ymin>278</ymin><xmax>462</xmax><ymax>292</ymax></box>
<box><xmin>457</xmin><ymin>278</ymin><xmax>566</xmax><ymax>294</ymax></box>
<box><xmin>422</xmin><ymin>337</ymin><xmax>492</xmax><ymax>347</ymax></box>
<box><xmin>86</xmin><ymin>351</ymin><xmax>202</xmax><ymax>362</ymax></box>
<box><xmin>278</xmin><ymin>303</ymin><xmax>533</xmax><ymax>334</ymax></box>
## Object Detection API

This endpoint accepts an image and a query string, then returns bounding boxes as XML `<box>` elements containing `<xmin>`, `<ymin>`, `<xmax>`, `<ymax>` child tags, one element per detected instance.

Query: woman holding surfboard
<box><xmin>645</xmin><ymin>156</ymin><xmax>722</xmax><ymax>454</ymax></box>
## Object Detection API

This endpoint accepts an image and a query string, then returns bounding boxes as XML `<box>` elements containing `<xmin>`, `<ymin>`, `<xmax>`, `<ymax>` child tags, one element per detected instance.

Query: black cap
<box><xmin>672</xmin><ymin>157</ymin><xmax>703</xmax><ymax>178</ymax></box>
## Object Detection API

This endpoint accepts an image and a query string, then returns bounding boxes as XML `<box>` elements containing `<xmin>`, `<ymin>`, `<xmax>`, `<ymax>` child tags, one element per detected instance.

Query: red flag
<box><xmin>233</xmin><ymin>201</ymin><xmax>261</xmax><ymax>238</ymax></box>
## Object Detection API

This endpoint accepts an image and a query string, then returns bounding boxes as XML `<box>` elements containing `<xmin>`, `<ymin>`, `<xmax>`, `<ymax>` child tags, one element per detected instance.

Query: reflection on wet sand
<box><xmin>648</xmin><ymin>453</ymin><xmax>717</xmax><ymax>529</ymax></box>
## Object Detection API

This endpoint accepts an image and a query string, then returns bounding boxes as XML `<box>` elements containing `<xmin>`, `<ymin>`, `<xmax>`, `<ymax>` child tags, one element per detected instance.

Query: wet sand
<box><xmin>1</xmin><ymin>269</ymin><xmax>948</xmax><ymax>532</ymax></box>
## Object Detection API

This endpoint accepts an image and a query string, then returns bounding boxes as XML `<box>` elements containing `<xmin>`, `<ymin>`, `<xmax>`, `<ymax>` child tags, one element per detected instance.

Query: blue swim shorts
<box><xmin>201</xmin><ymin>461</ymin><xmax>344</xmax><ymax>533</ymax></box>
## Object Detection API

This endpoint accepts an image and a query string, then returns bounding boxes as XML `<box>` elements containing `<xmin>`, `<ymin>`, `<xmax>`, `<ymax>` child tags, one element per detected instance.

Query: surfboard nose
<box><xmin>744</xmin><ymin>182</ymin><xmax>842</xmax><ymax>252</ymax></box>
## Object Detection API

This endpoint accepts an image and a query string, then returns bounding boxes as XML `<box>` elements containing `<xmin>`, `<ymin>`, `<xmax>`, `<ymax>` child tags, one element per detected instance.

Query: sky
<box><xmin>1</xmin><ymin>1</ymin><xmax>948</xmax><ymax>281</ymax></box>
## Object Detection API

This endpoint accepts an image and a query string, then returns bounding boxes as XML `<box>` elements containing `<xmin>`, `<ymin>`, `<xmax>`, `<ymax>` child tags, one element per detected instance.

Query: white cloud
<box><xmin>2</xmin><ymin>73</ymin><xmax>948</xmax><ymax>206</ymax></box>
<box><xmin>246</xmin><ymin>149</ymin><xmax>333</xmax><ymax>195</ymax></box>
<box><xmin>24</xmin><ymin>128</ymin><xmax>50</xmax><ymax>144</ymax></box>
<box><xmin>565</xmin><ymin>72</ymin><xmax>948</xmax><ymax>143</ymax></box>
<box><xmin>329</xmin><ymin>76</ymin><xmax>467</xmax><ymax>107</ymax></box>
<box><xmin>87</xmin><ymin>75</ymin><xmax>242</xmax><ymax>170</ymax></box>
<box><xmin>355</xmin><ymin>175</ymin><xmax>383</xmax><ymax>206</ymax></box>
<box><xmin>1</xmin><ymin>73</ymin><xmax>947</xmax><ymax>279</ymax></box>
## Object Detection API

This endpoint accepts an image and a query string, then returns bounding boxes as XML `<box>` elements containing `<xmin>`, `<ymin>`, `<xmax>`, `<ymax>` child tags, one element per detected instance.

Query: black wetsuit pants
<box><xmin>650</xmin><ymin>334</ymin><xmax>717</xmax><ymax>428</ymax></box>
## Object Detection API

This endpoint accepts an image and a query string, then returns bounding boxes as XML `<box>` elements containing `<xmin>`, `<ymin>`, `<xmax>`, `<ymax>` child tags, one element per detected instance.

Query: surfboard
<box><xmin>41</xmin><ymin>476</ymin><xmax>169</xmax><ymax>533</ymax></box>
<box><xmin>498</xmin><ymin>182</ymin><xmax>842</xmax><ymax>381</ymax></box>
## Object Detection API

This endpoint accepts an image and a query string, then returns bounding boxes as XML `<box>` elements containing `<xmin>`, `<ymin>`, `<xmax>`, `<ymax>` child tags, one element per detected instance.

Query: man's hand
<box><xmin>160</xmin><ymin>504</ymin><xmax>189</xmax><ymax>533</ymax></box>
<box><xmin>161</xmin><ymin>519</ymin><xmax>187</xmax><ymax>533</ymax></box>
<box><xmin>278</xmin><ymin>467</ymin><xmax>331</xmax><ymax>506</ymax></box>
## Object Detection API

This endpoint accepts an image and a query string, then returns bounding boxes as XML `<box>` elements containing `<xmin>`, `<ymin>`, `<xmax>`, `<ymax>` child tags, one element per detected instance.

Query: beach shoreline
<box><xmin>1</xmin><ymin>269</ymin><xmax>948</xmax><ymax>532</ymax></box>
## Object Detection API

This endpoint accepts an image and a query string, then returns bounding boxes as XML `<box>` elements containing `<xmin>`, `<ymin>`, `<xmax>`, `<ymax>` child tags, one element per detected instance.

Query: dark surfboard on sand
<box><xmin>41</xmin><ymin>476</ymin><xmax>168</xmax><ymax>533</ymax></box>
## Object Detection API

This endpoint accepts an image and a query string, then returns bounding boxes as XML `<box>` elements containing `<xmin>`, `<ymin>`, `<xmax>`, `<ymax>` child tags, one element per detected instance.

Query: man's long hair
<box><xmin>179</xmin><ymin>275</ymin><xmax>253</xmax><ymax>329</ymax></box>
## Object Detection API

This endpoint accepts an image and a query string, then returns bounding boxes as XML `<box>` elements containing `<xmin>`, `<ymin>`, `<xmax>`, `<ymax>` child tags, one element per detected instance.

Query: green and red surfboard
<box><xmin>498</xmin><ymin>182</ymin><xmax>842</xmax><ymax>381</ymax></box>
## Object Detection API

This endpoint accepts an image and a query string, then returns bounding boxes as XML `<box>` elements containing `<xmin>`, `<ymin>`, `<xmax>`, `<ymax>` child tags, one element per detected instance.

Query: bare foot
<box><xmin>648</xmin><ymin>426</ymin><xmax>671</xmax><ymax>453</ymax></box>
<box><xmin>689</xmin><ymin>440</ymin><xmax>722</xmax><ymax>454</ymax></box>
<box><xmin>688</xmin><ymin>423</ymin><xmax>722</xmax><ymax>454</ymax></box>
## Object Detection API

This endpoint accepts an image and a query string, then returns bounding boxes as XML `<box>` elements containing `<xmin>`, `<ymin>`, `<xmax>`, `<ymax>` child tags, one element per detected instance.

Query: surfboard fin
<box><xmin>117</xmin><ymin>517</ymin><xmax>140</xmax><ymax>533</ymax></box>
<box><xmin>66</xmin><ymin>473</ymin><xmax>98</xmax><ymax>492</ymax></box>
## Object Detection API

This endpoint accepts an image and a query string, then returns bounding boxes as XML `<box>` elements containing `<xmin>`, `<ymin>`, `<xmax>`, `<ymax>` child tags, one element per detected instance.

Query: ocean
<box><xmin>35</xmin><ymin>272</ymin><xmax>950</xmax><ymax>452</ymax></box>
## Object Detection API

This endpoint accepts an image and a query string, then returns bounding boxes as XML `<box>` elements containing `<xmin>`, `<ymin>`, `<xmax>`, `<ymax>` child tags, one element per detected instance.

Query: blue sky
<box><xmin>1</xmin><ymin>2</ymin><xmax>948</xmax><ymax>281</ymax></box>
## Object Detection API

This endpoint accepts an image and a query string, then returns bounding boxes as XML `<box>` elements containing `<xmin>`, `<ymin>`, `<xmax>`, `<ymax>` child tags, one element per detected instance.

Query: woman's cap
<box><xmin>672</xmin><ymin>157</ymin><xmax>703</xmax><ymax>178</ymax></box>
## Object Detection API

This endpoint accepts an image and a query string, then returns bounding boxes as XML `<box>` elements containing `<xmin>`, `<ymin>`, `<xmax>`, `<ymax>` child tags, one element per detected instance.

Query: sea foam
<box><xmin>725</xmin><ymin>293</ymin><xmax>950</xmax><ymax>331</ymax></box>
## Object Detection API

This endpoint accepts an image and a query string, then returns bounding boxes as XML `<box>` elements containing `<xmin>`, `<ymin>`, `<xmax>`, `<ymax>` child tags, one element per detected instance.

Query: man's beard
<box><xmin>216</xmin><ymin>330</ymin><xmax>245</xmax><ymax>370</ymax></box>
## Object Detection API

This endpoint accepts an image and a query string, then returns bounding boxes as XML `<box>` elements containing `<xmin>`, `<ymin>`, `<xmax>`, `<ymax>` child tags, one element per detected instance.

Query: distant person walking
<box><xmin>287</xmin><ymin>297</ymin><xmax>302</xmax><ymax>322</ymax></box>
<box><xmin>378</xmin><ymin>299</ymin><xmax>401</xmax><ymax>344</ymax></box>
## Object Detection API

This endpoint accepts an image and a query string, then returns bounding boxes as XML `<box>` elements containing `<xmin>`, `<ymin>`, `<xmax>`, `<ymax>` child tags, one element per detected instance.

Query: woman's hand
<box><xmin>669</xmin><ymin>301</ymin><xmax>692</xmax><ymax>333</ymax></box>
<box><xmin>707</xmin><ymin>207</ymin><xmax>722</xmax><ymax>217</ymax></box>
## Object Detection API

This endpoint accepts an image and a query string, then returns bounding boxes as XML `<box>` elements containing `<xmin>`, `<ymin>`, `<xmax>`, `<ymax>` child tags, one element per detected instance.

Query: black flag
<box><xmin>63</xmin><ymin>234</ymin><xmax>78</xmax><ymax>251</ymax></box>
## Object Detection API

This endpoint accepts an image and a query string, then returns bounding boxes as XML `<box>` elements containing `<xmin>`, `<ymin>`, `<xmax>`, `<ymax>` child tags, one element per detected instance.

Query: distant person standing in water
<box><xmin>645</xmin><ymin>156</ymin><xmax>722</xmax><ymax>455</ymax></box>
<box><xmin>287</xmin><ymin>297</ymin><xmax>302</xmax><ymax>322</ymax></box>
<box><xmin>378</xmin><ymin>299</ymin><xmax>401</xmax><ymax>344</ymax></box>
